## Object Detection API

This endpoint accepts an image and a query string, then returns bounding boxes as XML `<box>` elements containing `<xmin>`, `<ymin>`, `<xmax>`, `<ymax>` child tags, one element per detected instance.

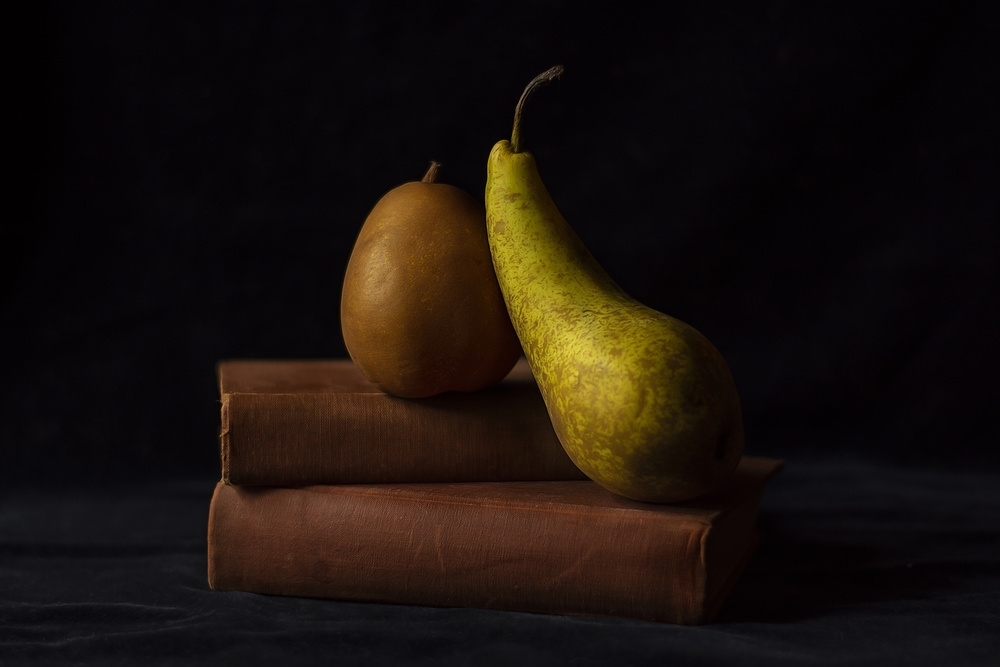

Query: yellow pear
<box><xmin>485</xmin><ymin>67</ymin><xmax>744</xmax><ymax>502</ymax></box>
<box><xmin>342</xmin><ymin>162</ymin><xmax>522</xmax><ymax>398</ymax></box>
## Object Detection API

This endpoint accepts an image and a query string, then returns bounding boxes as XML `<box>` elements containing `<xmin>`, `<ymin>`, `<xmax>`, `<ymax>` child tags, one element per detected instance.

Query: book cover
<box><xmin>217</xmin><ymin>358</ymin><xmax>586</xmax><ymax>486</ymax></box>
<box><xmin>207</xmin><ymin>456</ymin><xmax>783</xmax><ymax>624</ymax></box>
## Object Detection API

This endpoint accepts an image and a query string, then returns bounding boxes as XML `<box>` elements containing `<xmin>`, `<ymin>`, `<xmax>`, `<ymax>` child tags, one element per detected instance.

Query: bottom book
<box><xmin>207</xmin><ymin>456</ymin><xmax>783</xmax><ymax>624</ymax></box>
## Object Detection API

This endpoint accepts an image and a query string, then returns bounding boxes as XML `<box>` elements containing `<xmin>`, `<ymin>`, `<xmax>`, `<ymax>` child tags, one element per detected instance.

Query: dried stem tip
<box><xmin>421</xmin><ymin>161</ymin><xmax>442</xmax><ymax>183</ymax></box>
<box><xmin>511</xmin><ymin>65</ymin><xmax>564</xmax><ymax>153</ymax></box>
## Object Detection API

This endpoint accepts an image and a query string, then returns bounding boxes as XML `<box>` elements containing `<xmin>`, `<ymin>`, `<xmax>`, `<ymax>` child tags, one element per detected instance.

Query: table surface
<box><xmin>2</xmin><ymin>459</ymin><xmax>998</xmax><ymax>666</ymax></box>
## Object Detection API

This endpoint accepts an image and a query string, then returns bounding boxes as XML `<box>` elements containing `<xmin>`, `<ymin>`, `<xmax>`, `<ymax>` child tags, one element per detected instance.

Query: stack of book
<box><xmin>207</xmin><ymin>358</ymin><xmax>783</xmax><ymax>624</ymax></box>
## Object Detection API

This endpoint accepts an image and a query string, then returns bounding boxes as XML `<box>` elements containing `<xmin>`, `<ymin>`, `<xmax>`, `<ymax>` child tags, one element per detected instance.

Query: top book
<box><xmin>217</xmin><ymin>358</ymin><xmax>587</xmax><ymax>486</ymax></box>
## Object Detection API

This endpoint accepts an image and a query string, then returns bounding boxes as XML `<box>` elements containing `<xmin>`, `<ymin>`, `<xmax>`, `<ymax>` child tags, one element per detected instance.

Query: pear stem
<box><xmin>511</xmin><ymin>65</ymin><xmax>564</xmax><ymax>154</ymax></box>
<box><xmin>421</xmin><ymin>161</ymin><xmax>441</xmax><ymax>183</ymax></box>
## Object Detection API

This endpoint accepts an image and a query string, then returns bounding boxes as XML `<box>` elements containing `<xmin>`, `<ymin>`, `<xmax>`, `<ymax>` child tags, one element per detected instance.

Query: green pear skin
<box><xmin>485</xmin><ymin>135</ymin><xmax>744</xmax><ymax>503</ymax></box>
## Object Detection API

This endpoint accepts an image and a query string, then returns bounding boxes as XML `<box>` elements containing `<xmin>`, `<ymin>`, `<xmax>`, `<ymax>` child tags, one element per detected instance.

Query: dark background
<box><xmin>4</xmin><ymin>2</ymin><xmax>1000</xmax><ymax>665</ymax></box>
<box><xmin>6</xmin><ymin>1</ymin><xmax>997</xmax><ymax>485</ymax></box>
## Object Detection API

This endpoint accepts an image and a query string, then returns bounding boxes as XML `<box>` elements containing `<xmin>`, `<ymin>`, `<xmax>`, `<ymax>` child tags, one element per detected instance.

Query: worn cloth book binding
<box><xmin>207</xmin><ymin>456</ymin><xmax>783</xmax><ymax>624</ymax></box>
<box><xmin>217</xmin><ymin>358</ymin><xmax>586</xmax><ymax>486</ymax></box>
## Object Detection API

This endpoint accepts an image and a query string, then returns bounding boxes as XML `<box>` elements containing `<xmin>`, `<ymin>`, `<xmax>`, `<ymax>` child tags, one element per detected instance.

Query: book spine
<box><xmin>207</xmin><ymin>482</ymin><xmax>709</xmax><ymax>624</ymax></box>
<box><xmin>220</xmin><ymin>391</ymin><xmax>587</xmax><ymax>486</ymax></box>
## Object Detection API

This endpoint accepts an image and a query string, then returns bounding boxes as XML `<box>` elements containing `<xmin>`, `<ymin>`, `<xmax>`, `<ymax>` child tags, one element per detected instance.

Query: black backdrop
<box><xmin>7</xmin><ymin>1</ymin><xmax>997</xmax><ymax>485</ymax></box>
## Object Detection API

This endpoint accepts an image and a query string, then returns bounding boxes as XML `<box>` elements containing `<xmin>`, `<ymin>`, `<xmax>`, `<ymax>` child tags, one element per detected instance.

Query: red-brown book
<box><xmin>217</xmin><ymin>358</ymin><xmax>586</xmax><ymax>486</ymax></box>
<box><xmin>207</xmin><ymin>456</ymin><xmax>783</xmax><ymax>624</ymax></box>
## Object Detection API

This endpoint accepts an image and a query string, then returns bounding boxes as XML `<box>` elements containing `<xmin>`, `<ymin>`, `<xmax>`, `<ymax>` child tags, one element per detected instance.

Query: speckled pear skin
<box><xmin>485</xmin><ymin>140</ymin><xmax>744</xmax><ymax>503</ymax></box>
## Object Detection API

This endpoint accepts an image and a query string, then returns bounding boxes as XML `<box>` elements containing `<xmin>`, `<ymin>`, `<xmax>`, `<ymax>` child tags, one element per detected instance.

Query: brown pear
<box><xmin>341</xmin><ymin>162</ymin><xmax>522</xmax><ymax>398</ymax></box>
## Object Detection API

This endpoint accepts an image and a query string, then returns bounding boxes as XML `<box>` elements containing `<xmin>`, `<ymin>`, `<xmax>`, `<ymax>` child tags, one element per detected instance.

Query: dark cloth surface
<box><xmin>2</xmin><ymin>462</ymin><xmax>997</xmax><ymax>666</ymax></box>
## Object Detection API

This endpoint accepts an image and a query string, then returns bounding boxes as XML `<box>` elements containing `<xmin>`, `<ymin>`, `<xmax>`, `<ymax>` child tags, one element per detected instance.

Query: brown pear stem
<box><xmin>511</xmin><ymin>65</ymin><xmax>564</xmax><ymax>153</ymax></box>
<box><xmin>421</xmin><ymin>161</ymin><xmax>442</xmax><ymax>183</ymax></box>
